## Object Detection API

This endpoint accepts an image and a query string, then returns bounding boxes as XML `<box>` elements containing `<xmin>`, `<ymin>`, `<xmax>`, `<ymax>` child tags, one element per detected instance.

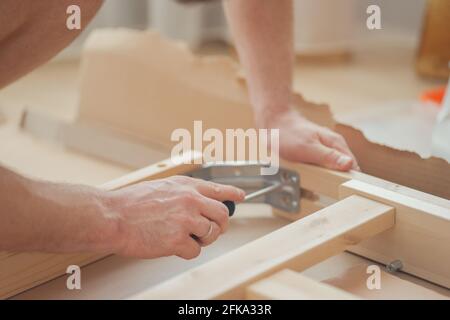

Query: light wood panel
<box><xmin>340</xmin><ymin>179</ymin><xmax>450</xmax><ymax>288</ymax></box>
<box><xmin>134</xmin><ymin>195</ymin><xmax>394</xmax><ymax>299</ymax></box>
<box><xmin>323</xmin><ymin>264</ymin><xmax>449</xmax><ymax>300</ymax></box>
<box><xmin>286</xmin><ymin>161</ymin><xmax>450</xmax><ymax>209</ymax></box>
<box><xmin>247</xmin><ymin>269</ymin><xmax>359</xmax><ymax>300</ymax></box>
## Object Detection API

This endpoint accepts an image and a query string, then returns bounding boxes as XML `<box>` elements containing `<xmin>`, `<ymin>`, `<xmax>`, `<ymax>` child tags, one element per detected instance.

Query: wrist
<box><xmin>254</xmin><ymin>105</ymin><xmax>296</xmax><ymax>129</ymax></box>
<box><xmin>250</xmin><ymin>90</ymin><xmax>293</xmax><ymax>128</ymax></box>
<box><xmin>87</xmin><ymin>190</ymin><xmax>122</xmax><ymax>254</ymax></box>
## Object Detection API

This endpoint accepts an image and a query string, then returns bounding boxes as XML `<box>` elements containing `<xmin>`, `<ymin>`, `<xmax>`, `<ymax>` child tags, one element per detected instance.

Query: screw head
<box><xmin>386</xmin><ymin>260</ymin><xmax>403</xmax><ymax>273</ymax></box>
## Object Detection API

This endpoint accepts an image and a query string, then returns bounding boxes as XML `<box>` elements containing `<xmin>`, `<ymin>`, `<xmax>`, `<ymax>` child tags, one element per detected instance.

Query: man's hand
<box><xmin>265</xmin><ymin>110</ymin><xmax>359</xmax><ymax>171</ymax></box>
<box><xmin>0</xmin><ymin>167</ymin><xmax>244</xmax><ymax>260</ymax></box>
<box><xmin>105</xmin><ymin>176</ymin><xmax>245</xmax><ymax>259</ymax></box>
<box><xmin>225</xmin><ymin>0</ymin><xmax>359</xmax><ymax>172</ymax></box>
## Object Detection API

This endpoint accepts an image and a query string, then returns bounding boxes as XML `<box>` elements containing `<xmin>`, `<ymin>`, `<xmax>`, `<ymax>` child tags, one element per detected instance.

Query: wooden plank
<box><xmin>340</xmin><ymin>179</ymin><xmax>450</xmax><ymax>289</ymax></box>
<box><xmin>323</xmin><ymin>264</ymin><xmax>449</xmax><ymax>300</ymax></box>
<box><xmin>100</xmin><ymin>152</ymin><xmax>202</xmax><ymax>190</ymax></box>
<box><xmin>284</xmin><ymin>161</ymin><xmax>351</xmax><ymax>199</ymax></box>
<box><xmin>287</xmin><ymin>161</ymin><xmax>450</xmax><ymax>209</ymax></box>
<box><xmin>20</xmin><ymin>108</ymin><xmax>169</xmax><ymax>169</ymax></box>
<box><xmin>274</xmin><ymin>195</ymin><xmax>327</xmax><ymax>221</ymax></box>
<box><xmin>246</xmin><ymin>269</ymin><xmax>359</xmax><ymax>300</ymax></box>
<box><xmin>0</xmin><ymin>156</ymin><xmax>200</xmax><ymax>299</ymax></box>
<box><xmin>134</xmin><ymin>195</ymin><xmax>395</xmax><ymax>299</ymax></box>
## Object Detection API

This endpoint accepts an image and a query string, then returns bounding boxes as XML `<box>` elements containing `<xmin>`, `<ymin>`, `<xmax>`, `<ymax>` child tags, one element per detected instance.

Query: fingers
<box><xmin>197</xmin><ymin>196</ymin><xmax>230</xmax><ymax>233</ymax></box>
<box><xmin>175</xmin><ymin>236</ymin><xmax>201</xmax><ymax>260</ymax></box>
<box><xmin>178</xmin><ymin>215</ymin><xmax>221</xmax><ymax>259</ymax></box>
<box><xmin>170</xmin><ymin>176</ymin><xmax>239</xmax><ymax>249</ymax></box>
<box><xmin>189</xmin><ymin>215</ymin><xmax>221</xmax><ymax>244</ymax></box>
<box><xmin>308</xmin><ymin>143</ymin><xmax>354</xmax><ymax>171</ymax></box>
<box><xmin>197</xmin><ymin>222</ymin><xmax>220</xmax><ymax>246</ymax></box>
<box><xmin>184</xmin><ymin>177</ymin><xmax>245</xmax><ymax>232</ymax></box>
<box><xmin>176</xmin><ymin>215</ymin><xmax>220</xmax><ymax>260</ymax></box>
<box><xmin>171</xmin><ymin>177</ymin><xmax>234</xmax><ymax>231</ymax></box>
<box><xmin>190</xmin><ymin>219</ymin><xmax>221</xmax><ymax>247</ymax></box>
<box><xmin>317</xmin><ymin>130</ymin><xmax>360</xmax><ymax>171</ymax></box>
<box><xmin>195</xmin><ymin>180</ymin><xmax>245</xmax><ymax>202</ymax></box>
<box><xmin>189</xmin><ymin>214</ymin><xmax>211</xmax><ymax>237</ymax></box>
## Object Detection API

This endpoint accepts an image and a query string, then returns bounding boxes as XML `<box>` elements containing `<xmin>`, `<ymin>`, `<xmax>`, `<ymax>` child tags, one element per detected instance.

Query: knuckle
<box><xmin>214</xmin><ymin>208</ymin><xmax>229</xmax><ymax>229</ymax></box>
<box><xmin>169</xmin><ymin>228</ymin><xmax>186</xmax><ymax>246</ymax></box>
<box><xmin>170</xmin><ymin>175</ymin><xmax>190</xmax><ymax>184</ymax></box>
<box><xmin>298</xmin><ymin>134</ymin><xmax>315</xmax><ymax>145</ymax></box>
<box><xmin>218</xmin><ymin>208</ymin><xmax>229</xmax><ymax>224</ymax></box>
<box><xmin>208</xmin><ymin>182</ymin><xmax>222</xmax><ymax>195</ymax></box>
<box><xmin>190</xmin><ymin>246</ymin><xmax>202</xmax><ymax>259</ymax></box>
<box><xmin>233</xmin><ymin>187</ymin><xmax>245</xmax><ymax>200</ymax></box>
<box><xmin>335</xmin><ymin>134</ymin><xmax>346</xmax><ymax>142</ymax></box>
<box><xmin>174</xmin><ymin>214</ymin><xmax>193</xmax><ymax>229</ymax></box>
<box><xmin>325</xmin><ymin>149</ymin><xmax>341</xmax><ymax>163</ymax></box>
<box><xmin>333</xmin><ymin>135</ymin><xmax>346</xmax><ymax>145</ymax></box>
<box><xmin>175</xmin><ymin>214</ymin><xmax>187</xmax><ymax>225</ymax></box>
<box><xmin>181</xmin><ymin>191</ymin><xmax>200</xmax><ymax>206</ymax></box>
<box><xmin>182</xmin><ymin>246</ymin><xmax>201</xmax><ymax>260</ymax></box>
<box><xmin>211</xmin><ymin>224</ymin><xmax>222</xmax><ymax>240</ymax></box>
<box><xmin>183</xmin><ymin>215</ymin><xmax>196</xmax><ymax>228</ymax></box>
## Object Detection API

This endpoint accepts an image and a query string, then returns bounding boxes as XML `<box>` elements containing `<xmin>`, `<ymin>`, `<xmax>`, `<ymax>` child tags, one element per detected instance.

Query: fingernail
<box><xmin>337</xmin><ymin>155</ymin><xmax>352</xmax><ymax>167</ymax></box>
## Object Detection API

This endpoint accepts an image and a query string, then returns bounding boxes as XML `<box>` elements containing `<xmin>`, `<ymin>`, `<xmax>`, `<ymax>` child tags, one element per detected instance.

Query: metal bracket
<box><xmin>186</xmin><ymin>162</ymin><xmax>300</xmax><ymax>214</ymax></box>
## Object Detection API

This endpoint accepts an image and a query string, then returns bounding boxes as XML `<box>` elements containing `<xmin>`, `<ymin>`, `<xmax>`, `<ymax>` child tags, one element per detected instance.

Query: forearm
<box><xmin>0</xmin><ymin>0</ymin><xmax>103</xmax><ymax>89</ymax></box>
<box><xmin>224</xmin><ymin>0</ymin><xmax>294</xmax><ymax>126</ymax></box>
<box><xmin>0</xmin><ymin>166</ymin><xmax>117</xmax><ymax>253</ymax></box>
<box><xmin>0</xmin><ymin>166</ymin><xmax>245</xmax><ymax>259</ymax></box>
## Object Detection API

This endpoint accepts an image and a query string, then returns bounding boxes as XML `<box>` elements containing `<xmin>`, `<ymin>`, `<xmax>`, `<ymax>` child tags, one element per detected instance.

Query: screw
<box><xmin>386</xmin><ymin>260</ymin><xmax>403</xmax><ymax>273</ymax></box>
<box><xmin>281</xmin><ymin>195</ymin><xmax>290</xmax><ymax>206</ymax></box>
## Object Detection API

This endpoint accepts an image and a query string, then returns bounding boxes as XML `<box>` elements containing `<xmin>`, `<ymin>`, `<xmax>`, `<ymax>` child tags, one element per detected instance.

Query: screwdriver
<box><xmin>223</xmin><ymin>182</ymin><xmax>282</xmax><ymax>216</ymax></box>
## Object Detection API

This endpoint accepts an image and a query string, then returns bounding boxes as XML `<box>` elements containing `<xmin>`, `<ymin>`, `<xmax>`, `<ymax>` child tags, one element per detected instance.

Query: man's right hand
<box><xmin>104</xmin><ymin>176</ymin><xmax>245</xmax><ymax>260</ymax></box>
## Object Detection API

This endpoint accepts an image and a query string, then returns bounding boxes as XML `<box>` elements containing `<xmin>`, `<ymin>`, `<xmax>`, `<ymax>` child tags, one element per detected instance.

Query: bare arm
<box><xmin>224</xmin><ymin>0</ymin><xmax>293</xmax><ymax>124</ymax></box>
<box><xmin>224</xmin><ymin>0</ymin><xmax>359</xmax><ymax>171</ymax></box>
<box><xmin>0</xmin><ymin>166</ymin><xmax>244</xmax><ymax>258</ymax></box>
<box><xmin>0</xmin><ymin>1</ymin><xmax>245</xmax><ymax>259</ymax></box>
<box><xmin>0</xmin><ymin>0</ymin><xmax>103</xmax><ymax>89</ymax></box>
<box><xmin>0</xmin><ymin>166</ymin><xmax>115</xmax><ymax>253</ymax></box>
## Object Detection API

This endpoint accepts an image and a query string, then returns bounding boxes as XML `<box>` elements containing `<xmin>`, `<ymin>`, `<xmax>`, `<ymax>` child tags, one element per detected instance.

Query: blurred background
<box><xmin>0</xmin><ymin>0</ymin><xmax>449</xmax><ymax>183</ymax></box>
<box><xmin>4</xmin><ymin>0</ymin><xmax>445</xmax><ymax>119</ymax></box>
<box><xmin>1</xmin><ymin>1</ymin><xmax>449</xmax><ymax>301</ymax></box>
<box><xmin>59</xmin><ymin>0</ymin><xmax>428</xmax><ymax>59</ymax></box>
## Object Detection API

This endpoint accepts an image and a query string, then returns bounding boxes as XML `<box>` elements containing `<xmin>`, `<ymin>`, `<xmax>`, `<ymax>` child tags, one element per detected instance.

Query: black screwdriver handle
<box><xmin>222</xmin><ymin>200</ymin><xmax>236</xmax><ymax>217</ymax></box>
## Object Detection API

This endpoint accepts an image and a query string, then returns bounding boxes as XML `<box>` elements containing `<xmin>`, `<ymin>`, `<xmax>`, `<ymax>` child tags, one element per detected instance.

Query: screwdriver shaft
<box><xmin>244</xmin><ymin>182</ymin><xmax>282</xmax><ymax>202</ymax></box>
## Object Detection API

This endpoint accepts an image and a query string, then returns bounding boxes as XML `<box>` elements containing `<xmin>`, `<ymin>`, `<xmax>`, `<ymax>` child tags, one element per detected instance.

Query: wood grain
<box><xmin>134</xmin><ymin>195</ymin><xmax>394</xmax><ymax>299</ymax></box>
<box><xmin>247</xmin><ymin>269</ymin><xmax>359</xmax><ymax>300</ymax></box>
<box><xmin>340</xmin><ymin>179</ymin><xmax>450</xmax><ymax>288</ymax></box>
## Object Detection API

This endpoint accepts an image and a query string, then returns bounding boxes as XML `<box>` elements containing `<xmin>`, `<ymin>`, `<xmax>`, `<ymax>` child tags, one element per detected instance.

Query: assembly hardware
<box><xmin>386</xmin><ymin>260</ymin><xmax>403</xmax><ymax>273</ymax></box>
<box><xmin>186</xmin><ymin>162</ymin><xmax>301</xmax><ymax>216</ymax></box>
